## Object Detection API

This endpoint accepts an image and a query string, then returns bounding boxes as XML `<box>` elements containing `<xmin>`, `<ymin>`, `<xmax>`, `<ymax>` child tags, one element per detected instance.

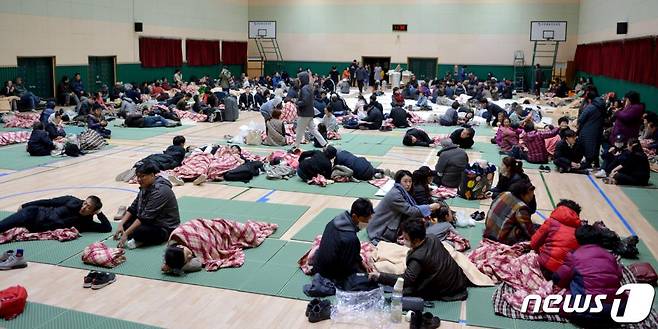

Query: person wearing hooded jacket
<box><xmin>433</xmin><ymin>139</ymin><xmax>469</xmax><ymax>188</ymax></box>
<box><xmin>294</xmin><ymin>71</ymin><xmax>327</xmax><ymax>149</ymax></box>
<box><xmin>530</xmin><ymin>199</ymin><xmax>582</xmax><ymax>278</ymax></box>
<box><xmin>312</xmin><ymin>198</ymin><xmax>374</xmax><ymax>282</ymax></box>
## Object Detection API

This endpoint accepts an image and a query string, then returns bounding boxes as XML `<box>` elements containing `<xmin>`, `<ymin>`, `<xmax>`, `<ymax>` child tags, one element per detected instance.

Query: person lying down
<box><xmin>161</xmin><ymin>218</ymin><xmax>278</xmax><ymax>276</ymax></box>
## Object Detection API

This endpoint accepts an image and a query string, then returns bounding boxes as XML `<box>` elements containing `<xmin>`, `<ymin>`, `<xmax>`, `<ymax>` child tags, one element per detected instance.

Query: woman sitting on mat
<box><xmin>411</xmin><ymin>166</ymin><xmax>436</xmax><ymax>206</ymax></box>
<box><xmin>553</xmin><ymin>224</ymin><xmax>623</xmax><ymax>328</ymax></box>
<box><xmin>603</xmin><ymin>138</ymin><xmax>650</xmax><ymax>186</ymax></box>
<box><xmin>495</xmin><ymin>117</ymin><xmax>522</xmax><ymax>154</ymax></box>
<box><xmin>489</xmin><ymin>157</ymin><xmax>537</xmax><ymax>214</ymax></box>
<box><xmin>263</xmin><ymin>108</ymin><xmax>287</xmax><ymax>146</ymax></box>
<box><xmin>367</xmin><ymin>170</ymin><xmax>443</xmax><ymax>244</ymax></box>
<box><xmin>369</xmin><ymin>218</ymin><xmax>469</xmax><ymax>301</ymax></box>
<box><xmin>483</xmin><ymin>180</ymin><xmax>537</xmax><ymax>245</ymax></box>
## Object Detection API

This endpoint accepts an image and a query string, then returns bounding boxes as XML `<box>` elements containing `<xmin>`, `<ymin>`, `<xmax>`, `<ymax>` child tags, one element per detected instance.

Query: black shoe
<box><xmin>421</xmin><ymin>312</ymin><xmax>441</xmax><ymax>329</ymax></box>
<box><xmin>307</xmin><ymin>299</ymin><xmax>331</xmax><ymax>323</ymax></box>
<box><xmin>475</xmin><ymin>211</ymin><xmax>485</xmax><ymax>222</ymax></box>
<box><xmin>91</xmin><ymin>272</ymin><xmax>116</xmax><ymax>290</ymax></box>
<box><xmin>305</xmin><ymin>298</ymin><xmax>320</xmax><ymax>317</ymax></box>
<box><xmin>83</xmin><ymin>271</ymin><xmax>101</xmax><ymax>288</ymax></box>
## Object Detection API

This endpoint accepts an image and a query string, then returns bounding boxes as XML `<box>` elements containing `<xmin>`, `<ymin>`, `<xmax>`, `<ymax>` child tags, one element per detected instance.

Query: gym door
<box><xmin>16</xmin><ymin>56</ymin><xmax>55</xmax><ymax>98</ymax></box>
<box><xmin>408</xmin><ymin>57</ymin><xmax>438</xmax><ymax>82</ymax></box>
<box><xmin>88</xmin><ymin>56</ymin><xmax>116</xmax><ymax>93</ymax></box>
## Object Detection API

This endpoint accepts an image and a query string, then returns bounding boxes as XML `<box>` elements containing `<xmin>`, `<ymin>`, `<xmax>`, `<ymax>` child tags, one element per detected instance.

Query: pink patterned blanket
<box><xmin>0</xmin><ymin>227</ymin><xmax>79</xmax><ymax>244</ymax></box>
<box><xmin>0</xmin><ymin>131</ymin><xmax>31</xmax><ymax>146</ymax></box>
<box><xmin>298</xmin><ymin>235</ymin><xmax>375</xmax><ymax>275</ymax></box>
<box><xmin>170</xmin><ymin>218</ymin><xmax>277</xmax><ymax>271</ymax></box>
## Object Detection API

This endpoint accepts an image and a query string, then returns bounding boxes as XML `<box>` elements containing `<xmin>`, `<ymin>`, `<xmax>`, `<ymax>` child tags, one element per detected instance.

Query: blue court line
<box><xmin>0</xmin><ymin>186</ymin><xmax>139</xmax><ymax>201</ymax></box>
<box><xmin>255</xmin><ymin>189</ymin><xmax>276</xmax><ymax>203</ymax></box>
<box><xmin>535</xmin><ymin>210</ymin><xmax>547</xmax><ymax>221</ymax></box>
<box><xmin>586</xmin><ymin>175</ymin><xmax>637</xmax><ymax>236</ymax></box>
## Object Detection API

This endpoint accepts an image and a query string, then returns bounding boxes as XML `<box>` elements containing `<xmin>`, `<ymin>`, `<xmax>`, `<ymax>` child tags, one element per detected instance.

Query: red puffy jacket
<box><xmin>530</xmin><ymin>206</ymin><xmax>581</xmax><ymax>273</ymax></box>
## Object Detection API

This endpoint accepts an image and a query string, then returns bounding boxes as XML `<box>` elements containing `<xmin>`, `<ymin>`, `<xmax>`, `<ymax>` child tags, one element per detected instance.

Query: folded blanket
<box><xmin>372</xmin><ymin>241</ymin><xmax>409</xmax><ymax>275</ymax></box>
<box><xmin>468</xmin><ymin>239</ymin><xmax>564</xmax><ymax>311</ymax></box>
<box><xmin>173</xmin><ymin>109</ymin><xmax>207</xmax><ymax>122</ymax></box>
<box><xmin>3</xmin><ymin>112</ymin><xmax>39</xmax><ymax>128</ymax></box>
<box><xmin>299</xmin><ymin>235</ymin><xmax>375</xmax><ymax>275</ymax></box>
<box><xmin>81</xmin><ymin>242</ymin><xmax>126</xmax><ymax>268</ymax></box>
<box><xmin>432</xmin><ymin>186</ymin><xmax>458</xmax><ymax>199</ymax></box>
<box><xmin>0</xmin><ymin>227</ymin><xmax>79</xmax><ymax>244</ymax></box>
<box><xmin>0</xmin><ymin>131</ymin><xmax>31</xmax><ymax>146</ymax></box>
<box><xmin>442</xmin><ymin>242</ymin><xmax>495</xmax><ymax>287</ymax></box>
<box><xmin>170</xmin><ymin>218</ymin><xmax>277</xmax><ymax>271</ymax></box>
<box><xmin>308</xmin><ymin>174</ymin><xmax>328</xmax><ymax>187</ymax></box>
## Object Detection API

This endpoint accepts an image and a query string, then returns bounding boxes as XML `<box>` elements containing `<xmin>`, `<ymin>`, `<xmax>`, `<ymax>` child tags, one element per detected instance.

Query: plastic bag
<box><xmin>454</xmin><ymin>210</ymin><xmax>475</xmax><ymax>227</ymax></box>
<box><xmin>331</xmin><ymin>287</ymin><xmax>391</xmax><ymax>328</ymax></box>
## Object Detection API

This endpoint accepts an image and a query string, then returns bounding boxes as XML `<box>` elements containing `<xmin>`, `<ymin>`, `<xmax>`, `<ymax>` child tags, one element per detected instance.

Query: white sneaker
<box><xmin>593</xmin><ymin>169</ymin><xmax>607</xmax><ymax>178</ymax></box>
<box><xmin>125</xmin><ymin>239</ymin><xmax>138</xmax><ymax>249</ymax></box>
<box><xmin>193</xmin><ymin>174</ymin><xmax>208</xmax><ymax>185</ymax></box>
<box><xmin>168</xmin><ymin>175</ymin><xmax>185</xmax><ymax>186</ymax></box>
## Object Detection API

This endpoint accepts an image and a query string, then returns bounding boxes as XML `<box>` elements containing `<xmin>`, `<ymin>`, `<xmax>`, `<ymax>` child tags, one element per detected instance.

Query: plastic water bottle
<box><xmin>390</xmin><ymin>277</ymin><xmax>404</xmax><ymax>323</ymax></box>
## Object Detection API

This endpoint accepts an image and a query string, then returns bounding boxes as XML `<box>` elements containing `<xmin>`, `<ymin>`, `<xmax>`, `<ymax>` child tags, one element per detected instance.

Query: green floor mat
<box><xmin>278</xmin><ymin>269</ymin><xmax>313</xmax><ymax>300</ymax></box>
<box><xmin>177</xmin><ymin>196</ymin><xmax>310</xmax><ymax>238</ymax></box>
<box><xmin>447</xmin><ymin>197</ymin><xmax>482</xmax><ymax>209</ymax></box>
<box><xmin>0</xmin><ymin>144</ymin><xmax>70</xmax><ymax>170</ymax></box>
<box><xmin>291</xmin><ymin>208</ymin><xmax>344</xmax><ymax>242</ymax></box>
<box><xmin>465</xmin><ymin>286</ymin><xmax>515</xmax><ymax>328</ymax></box>
<box><xmin>513</xmin><ymin>319</ymin><xmax>569</xmax><ymax>329</ymax></box>
<box><xmin>239</xmin><ymin>261</ymin><xmax>299</xmax><ymax>295</ymax></box>
<box><xmin>218</xmin><ymin>175</ymin><xmax>380</xmax><ymax>199</ymax></box>
<box><xmin>425</xmin><ymin>300</ymin><xmax>462</xmax><ymax>323</ymax></box>
<box><xmin>267</xmin><ymin>241</ymin><xmax>311</xmax><ymax>266</ymax></box>
<box><xmin>109</xmin><ymin>123</ymin><xmax>190</xmax><ymax>140</ymax></box>
<box><xmin>0</xmin><ymin>302</ymin><xmax>161</xmax><ymax>329</ymax></box>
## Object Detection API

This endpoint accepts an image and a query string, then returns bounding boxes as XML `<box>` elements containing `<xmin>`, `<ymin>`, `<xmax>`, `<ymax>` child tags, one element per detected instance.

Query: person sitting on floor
<box><xmin>369</xmin><ymin>218</ymin><xmax>470</xmax><ymax>301</ymax></box>
<box><xmin>312</xmin><ymin>198</ymin><xmax>374</xmax><ymax>284</ymax></box>
<box><xmin>26</xmin><ymin>122</ymin><xmax>55</xmax><ymax>156</ymax></box>
<box><xmin>114</xmin><ymin>161</ymin><xmax>180</xmax><ymax>249</ymax></box>
<box><xmin>88</xmin><ymin>105</ymin><xmax>111</xmax><ymax>139</ymax></box>
<box><xmin>495</xmin><ymin>117</ymin><xmax>523</xmax><ymax>154</ymax></box>
<box><xmin>402</xmin><ymin>128</ymin><xmax>436</xmax><ymax>147</ymax></box>
<box><xmin>553</xmin><ymin>129</ymin><xmax>587</xmax><ymax>174</ymax></box>
<box><xmin>45</xmin><ymin>110</ymin><xmax>66</xmax><ymax>140</ymax></box>
<box><xmin>530</xmin><ymin>199</ymin><xmax>582</xmax><ymax>279</ymax></box>
<box><xmin>297</xmin><ymin>145</ymin><xmax>337</xmax><ymax>182</ymax></box>
<box><xmin>391</xmin><ymin>87</ymin><xmax>405</xmax><ymax>108</ymax></box>
<box><xmin>434</xmin><ymin>139</ymin><xmax>469</xmax><ymax>188</ymax></box>
<box><xmin>479</xmin><ymin>98</ymin><xmax>505</xmax><ymax>126</ymax></box>
<box><xmin>259</xmin><ymin>96</ymin><xmax>282</xmax><ymax>121</ymax></box>
<box><xmin>367</xmin><ymin>170</ymin><xmax>442</xmax><ymax>244</ymax></box>
<box><xmin>450</xmin><ymin>127</ymin><xmax>475</xmax><ymax>149</ymax></box>
<box><xmin>439</xmin><ymin>101</ymin><xmax>460</xmax><ymax>126</ymax></box>
<box><xmin>357</xmin><ymin>96</ymin><xmax>384</xmax><ymax>130</ymax></box>
<box><xmin>411</xmin><ymin>166</ymin><xmax>436</xmax><ymax>206</ymax></box>
<box><xmin>604</xmin><ymin>138</ymin><xmax>650</xmax><ymax>186</ymax></box>
<box><xmin>489</xmin><ymin>157</ymin><xmax>536</xmax><ymax>213</ymax></box>
<box><xmin>0</xmin><ymin>195</ymin><xmax>111</xmax><ymax>234</ymax></box>
<box><xmin>389</xmin><ymin>105</ymin><xmax>411</xmax><ymax>128</ymax></box>
<box><xmin>553</xmin><ymin>224</ymin><xmax>623</xmax><ymax>328</ymax></box>
<box><xmin>511</xmin><ymin>120</ymin><xmax>559</xmax><ymax>164</ymax></box>
<box><xmin>263</xmin><ymin>108</ymin><xmax>287</xmax><ymax>146</ymax></box>
<box><xmin>483</xmin><ymin>180</ymin><xmax>537</xmax><ymax>245</ymax></box>
<box><xmin>238</xmin><ymin>87</ymin><xmax>256</xmax><ymax>111</ymax></box>
<box><xmin>322</xmin><ymin>107</ymin><xmax>339</xmax><ymax>134</ymax></box>
<box><xmin>334</xmin><ymin>149</ymin><xmax>382</xmax><ymax>181</ymax></box>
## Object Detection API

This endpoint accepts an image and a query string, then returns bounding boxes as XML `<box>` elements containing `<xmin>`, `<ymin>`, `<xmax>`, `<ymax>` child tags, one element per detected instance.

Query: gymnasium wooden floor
<box><xmin>0</xmin><ymin>101</ymin><xmax>656</xmax><ymax>328</ymax></box>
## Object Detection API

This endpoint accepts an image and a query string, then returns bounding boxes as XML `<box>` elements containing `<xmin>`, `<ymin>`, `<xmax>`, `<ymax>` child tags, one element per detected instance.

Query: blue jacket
<box><xmin>27</xmin><ymin>130</ymin><xmax>55</xmax><ymax>156</ymax></box>
<box><xmin>72</xmin><ymin>79</ymin><xmax>84</xmax><ymax>95</ymax></box>
<box><xmin>335</xmin><ymin>150</ymin><xmax>376</xmax><ymax>180</ymax></box>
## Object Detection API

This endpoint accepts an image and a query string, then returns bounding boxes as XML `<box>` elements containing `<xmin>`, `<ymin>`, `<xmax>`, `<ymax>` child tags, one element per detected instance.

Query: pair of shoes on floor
<box><xmin>410</xmin><ymin>312</ymin><xmax>441</xmax><ymax>329</ymax></box>
<box><xmin>470</xmin><ymin>211</ymin><xmax>485</xmax><ymax>221</ymax></box>
<box><xmin>538</xmin><ymin>165</ymin><xmax>551</xmax><ymax>173</ymax></box>
<box><xmin>83</xmin><ymin>271</ymin><xmax>116</xmax><ymax>290</ymax></box>
<box><xmin>0</xmin><ymin>249</ymin><xmax>27</xmax><ymax>270</ymax></box>
<box><xmin>305</xmin><ymin>298</ymin><xmax>331</xmax><ymax>323</ymax></box>
<box><xmin>113</xmin><ymin>206</ymin><xmax>127</xmax><ymax>221</ymax></box>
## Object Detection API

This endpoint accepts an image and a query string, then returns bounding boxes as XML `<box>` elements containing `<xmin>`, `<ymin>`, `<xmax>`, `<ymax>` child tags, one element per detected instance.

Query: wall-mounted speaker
<box><xmin>134</xmin><ymin>22</ymin><xmax>143</xmax><ymax>33</ymax></box>
<box><xmin>617</xmin><ymin>22</ymin><xmax>628</xmax><ymax>35</ymax></box>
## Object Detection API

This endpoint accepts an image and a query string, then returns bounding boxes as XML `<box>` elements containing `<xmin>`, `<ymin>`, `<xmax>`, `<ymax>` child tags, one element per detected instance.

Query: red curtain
<box><xmin>624</xmin><ymin>38</ymin><xmax>654</xmax><ymax>85</ymax></box>
<box><xmin>139</xmin><ymin>38</ymin><xmax>183</xmax><ymax>68</ymax></box>
<box><xmin>186</xmin><ymin>39</ymin><xmax>220</xmax><ymax>66</ymax></box>
<box><xmin>574</xmin><ymin>37</ymin><xmax>657</xmax><ymax>87</ymax></box>
<box><xmin>600</xmin><ymin>41</ymin><xmax>625</xmax><ymax>80</ymax></box>
<box><xmin>222</xmin><ymin>41</ymin><xmax>247</xmax><ymax>65</ymax></box>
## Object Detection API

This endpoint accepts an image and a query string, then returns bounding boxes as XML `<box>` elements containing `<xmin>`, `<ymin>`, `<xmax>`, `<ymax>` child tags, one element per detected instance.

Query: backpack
<box><xmin>0</xmin><ymin>285</ymin><xmax>28</xmax><ymax>320</ymax></box>
<box><xmin>79</xmin><ymin>129</ymin><xmax>107</xmax><ymax>151</ymax></box>
<box><xmin>223</xmin><ymin>161</ymin><xmax>263</xmax><ymax>182</ymax></box>
<box><xmin>343</xmin><ymin>117</ymin><xmax>359</xmax><ymax>129</ymax></box>
<box><xmin>458</xmin><ymin>162</ymin><xmax>496</xmax><ymax>200</ymax></box>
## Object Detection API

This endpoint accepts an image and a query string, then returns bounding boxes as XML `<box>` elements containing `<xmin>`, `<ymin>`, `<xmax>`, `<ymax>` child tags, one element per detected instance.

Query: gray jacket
<box><xmin>296</xmin><ymin>72</ymin><xmax>315</xmax><ymax>117</ymax></box>
<box><xmin>128</xmin><ymin>176</ymin><xmax>180</xmax><ymax>232</ymax></box>
<box><xmin>367</xmin><ymin>185</ymin><xmax>427</xmax><ymax>243</ymax></box>
<box><xmin>433</xmin><ymin>142</ymin><xmax>468</xmax><ymax>188</ymax></box>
